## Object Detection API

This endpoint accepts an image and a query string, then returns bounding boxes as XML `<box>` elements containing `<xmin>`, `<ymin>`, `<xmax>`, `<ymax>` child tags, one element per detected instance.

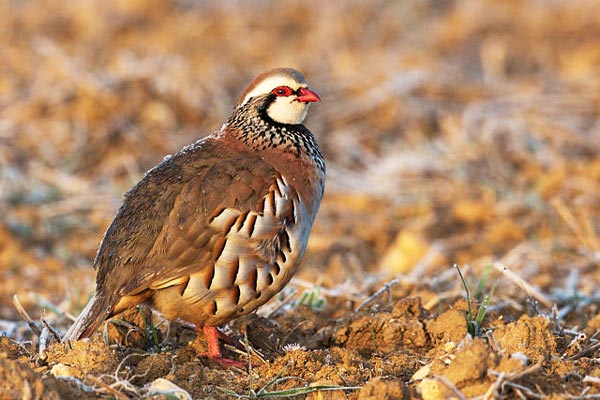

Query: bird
<box><xmin>63</xmin><ymin>67</ymin><xmax>326</xmax><ymax>366</ymax></box>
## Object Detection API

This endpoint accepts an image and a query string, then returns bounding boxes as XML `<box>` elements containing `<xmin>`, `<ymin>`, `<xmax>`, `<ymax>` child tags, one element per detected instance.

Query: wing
<box><xmin>94</xmin><ymin>139</ymin><xmax>283</xmax><ymax>304</ymax></box>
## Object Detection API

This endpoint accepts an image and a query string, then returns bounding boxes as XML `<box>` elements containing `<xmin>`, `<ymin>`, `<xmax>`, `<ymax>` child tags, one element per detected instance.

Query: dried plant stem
<box><xmin>85</xmin><ymin>375</ymin><xmax>130</xmax><ymax>400</ymax></box>
<box><xmin>12</xmin><ymin>295</ymin><xmax>41</xmax><ymax>336</ymax></box>
<box><xmin>483</xmin><ymin>371</ymin><xmax>505</xmax><ymax>400</ymax></box>
<box><xmin>493</xmin><ymin>262</ymin><xmax>552</xmax><ymax>308</ymax></box>
<box><xmin>434</xmin><ymin>375</ymin><xmax>468</xmax><ymax>400</ymax></box>
<box><xmin>355</xmin><ymin>279</ymin><xmax>399</xmax><ymax>312</ymax></box>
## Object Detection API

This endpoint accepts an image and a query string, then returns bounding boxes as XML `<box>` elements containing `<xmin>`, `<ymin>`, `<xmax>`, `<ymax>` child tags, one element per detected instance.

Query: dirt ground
<box><xmin>2</xmin><ymin>1</ymin><xmax>600</xmax><ymax>399</ymax></box>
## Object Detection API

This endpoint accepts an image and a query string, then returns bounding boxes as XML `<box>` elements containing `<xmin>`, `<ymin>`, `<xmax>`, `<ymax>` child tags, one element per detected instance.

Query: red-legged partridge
<box><xmin>63</xmin><ymin>68</ymin><xmax>325</xmax><ymax>366</ymax></box>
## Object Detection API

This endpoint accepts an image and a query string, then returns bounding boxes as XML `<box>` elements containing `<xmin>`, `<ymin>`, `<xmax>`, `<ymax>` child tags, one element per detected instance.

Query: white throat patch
<box><xmin>266</xmin><ymin>96</ymin><xmax>310</xmax><ymax>125</ymax></box>
<box><xmin>239</xmin><ymin>75</ymin><xmax>310</xmax><ymax>125</ymax></box>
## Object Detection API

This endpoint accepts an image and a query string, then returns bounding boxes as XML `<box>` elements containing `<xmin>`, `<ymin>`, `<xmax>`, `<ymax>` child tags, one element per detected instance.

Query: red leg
<box><xmin>202</xmin><ymin>325</ymin><xmax>223</xmax><ymax>359</ymax></box>
<box><xmin>196</xmin><ymin>325</ymin><xmax>253</xmax><ymax>368</ymax></box>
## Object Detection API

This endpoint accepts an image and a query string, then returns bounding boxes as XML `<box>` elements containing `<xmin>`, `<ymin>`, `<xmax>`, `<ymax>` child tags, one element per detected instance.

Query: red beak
<box><xmin>296</xmin><ymin>87</ymin><xmax>321</xmax><ymax>103</ymax></box>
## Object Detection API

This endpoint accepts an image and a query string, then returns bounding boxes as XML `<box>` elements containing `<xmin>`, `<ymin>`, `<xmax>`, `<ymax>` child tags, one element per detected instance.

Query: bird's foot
<box><xmin>206</xmin><ymin>354</ymin><xmax>254</xmax><ymax>368</ymax></box>
<box><xmin>197</xmin><ymin>325</ymin><xmax>258</xmax><ymax>369</ymax></box>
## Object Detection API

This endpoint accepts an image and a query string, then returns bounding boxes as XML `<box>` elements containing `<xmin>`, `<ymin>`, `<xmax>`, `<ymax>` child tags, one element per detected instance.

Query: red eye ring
<box><xmin>271</xmin><ymin>86</ymin><xmax>294</xmax><ymax>96</ymax></box>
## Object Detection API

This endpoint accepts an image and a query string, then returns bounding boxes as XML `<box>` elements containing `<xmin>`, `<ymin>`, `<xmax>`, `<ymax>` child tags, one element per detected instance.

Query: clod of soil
<box><xmin>493</xmin><ymin>315</ymin><xmax>555</xmax><ymax>362</ymax></box>
<box><xmin>333</xmin><ymin>297</ymin><xmax>428</xmax><ymax>356</ymax></box>
<box><xmin>0</xmin><ymin>357</ymin><xmax>71</xmax><ymax>400</ymax></box>
<box><xmin>47</xmin><ymin>339</ymin><xmax>120</xmax><ymax>379</ymax></box>
<box><xmin>357</xmin><ymin>377</ymin><xmax>408</xmax><ymax>400</ymax></box>
<box><xmin>426</xmin><ymin>308</ymin><xmax>468</xmax><ymax>345</ymax></box>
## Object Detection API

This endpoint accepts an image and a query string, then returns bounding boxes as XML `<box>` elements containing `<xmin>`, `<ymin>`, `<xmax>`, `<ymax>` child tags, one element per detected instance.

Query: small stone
<box><xmin>145</xmin><ymin>378</ymin><xmax>192</xmax><ymax>400</ymax></box>
<box><xmin>418</xmin><ymin>378</ymin><xmax>451</xmax><ymax>400</ymax></box>
<box><xmin>50</xmin><ymin>363</ymin><xmax>78</xmax><ymax>378</ymax></box>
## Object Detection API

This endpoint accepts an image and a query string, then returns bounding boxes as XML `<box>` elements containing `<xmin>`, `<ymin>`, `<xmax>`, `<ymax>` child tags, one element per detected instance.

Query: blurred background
<box><xmin>2</xmin><ymin>0</ymin><xmax>600</xmax><ymax>328</ymax></box>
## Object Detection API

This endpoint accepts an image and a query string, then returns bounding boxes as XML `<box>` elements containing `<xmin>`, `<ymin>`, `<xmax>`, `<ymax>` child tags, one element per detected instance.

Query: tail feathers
<box><xmin>62</xmin><ymin>295</ymin><xmax>112</xmax><ymax>342</ymax></box>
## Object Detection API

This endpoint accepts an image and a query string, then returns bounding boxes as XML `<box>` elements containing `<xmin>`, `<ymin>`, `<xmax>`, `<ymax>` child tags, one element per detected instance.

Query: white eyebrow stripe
<box><xmin>240</xmin><ymin>76</ymin><xmax>307</xmax><ymax>106</ymax></box>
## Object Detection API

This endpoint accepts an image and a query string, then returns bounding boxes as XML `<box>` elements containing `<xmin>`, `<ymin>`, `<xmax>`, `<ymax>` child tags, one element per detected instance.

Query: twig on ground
<box><xmin>493</xmin><ymin>262</ymin><xmax>552</xmax><ymax>308</ymax></box>
<box><xmin>566</xmin><ymin>342</ymin><xmax>600</xmax><ymax>361</ymax></box>
<box><xmin>0</xmin><ymin>320</ymin><xmax>24</xmax><ymax>337</ymax></box>
<box><xmin>489</xmin><ymin>360</ymin><xmax>542</xmax><ymax>382</ymax></box>
<box><xmin>566</xmin><ymin>393</ymin><xmax>600</xmax><ymax>399</ymax></box>
<box><xmin>56</xmin><ymin>376</ymin><xmax>98</xmax><ymax>393</ymax></box>
<box><xmin>108</xmin><ymin>374</ymin><xmax>144</xmax><ymax>398</ymax></box>
<box><xmin>483</xmin><ymin>371</ymin><xmax>505</xmax><ymax>400</ymax></box>
<box><xmin>28</xmin><ymin>316</ymin><xmax>62</xmax><ymax>362</ymax></box>
<box><xmin>114</xmin><ymin>351</ymin><xmax>150</xmax><ymax>380</ymax></box>
<box><xmin>355</xmin><ymin>279</ymin><xmax>399</xmax><ymax>312</ymax></box>
<box><xmin>225</xmin><ymin>336</ymin><xmax>266</xmax><ymax>367</ymax></box>
<box><xmin>582</xmin><ymin>376</ymin><xmax>600</xmax><ymax>385</ymax></box>
<box><xmin>38</xmin><ymin>325</ymin><xmax>50</xmax><ymax>362</ymax></box>
<box><xmin>434</xmin><ymin>375</ymin><xmax>468</xmax><ymax>400</ymax></box>
<box><xmin>502</xmin><ymin>382</ymin><xmax>544</xmax><ymax>399</ymax></box>
<box><xmin>42</xmin><ymin>318</ymin><xmax>62</xmax><ymax>341</ymax></box>
<box><xmin>485</xmin><ymin>331</ymin><xmax>503</xmax><ymax>355</ymax></box>
<box><xmin>85</xmin><ymin>375</ymin><xmax>131</xmax><ymax>400</ymax></box>
<box><xmin>487</xmin><ymin>361</ymin><xmax>544</xmax><ymax>398</ymax></box>
<box><xmin>12</xmin><ymin>295</ymin><xmax>41</xmax><ymax>336</ymax></box>
<box><xmin>562</xmin><ymin>332</ymin><xmax>588</xmax><ymax>359</ymax></box>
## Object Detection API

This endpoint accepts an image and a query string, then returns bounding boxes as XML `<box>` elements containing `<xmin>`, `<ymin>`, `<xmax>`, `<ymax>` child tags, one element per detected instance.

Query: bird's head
<box><xmin>237</xmin><ymin>68</ymin><xmax>320</xmax><ymax>125</ymax></box>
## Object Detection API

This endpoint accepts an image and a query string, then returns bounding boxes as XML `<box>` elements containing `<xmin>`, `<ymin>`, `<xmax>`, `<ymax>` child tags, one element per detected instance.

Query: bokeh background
<box><xmin>2</xmin><ymin>0</ymin><xmax>600</xmax><ymax>332</ymax></box>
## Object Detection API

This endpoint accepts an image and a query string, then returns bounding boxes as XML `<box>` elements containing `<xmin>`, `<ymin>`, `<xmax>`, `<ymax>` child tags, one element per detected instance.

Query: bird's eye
<box><xmin>271</xmin><ymin>86</ymin><xmax>293</xmax><ymax>96</ymax></box>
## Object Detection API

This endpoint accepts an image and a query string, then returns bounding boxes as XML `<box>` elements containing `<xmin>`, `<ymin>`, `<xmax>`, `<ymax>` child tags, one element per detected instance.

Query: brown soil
<box><xmin>1</xmin><ymin>301</ymin><xmax>596</xmax><ymax>399</ymax></box>
<box><xmin>3</xmin><ymin>1</ymin><xmax>600</xmax><ymax>399</ymax></box>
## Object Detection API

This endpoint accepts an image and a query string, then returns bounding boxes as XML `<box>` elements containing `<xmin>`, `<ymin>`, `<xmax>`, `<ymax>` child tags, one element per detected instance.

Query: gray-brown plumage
<box><xmin>63</xmin><ymin>68</ymin><xmax>325</xmax><ymax>363</ymax></box>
